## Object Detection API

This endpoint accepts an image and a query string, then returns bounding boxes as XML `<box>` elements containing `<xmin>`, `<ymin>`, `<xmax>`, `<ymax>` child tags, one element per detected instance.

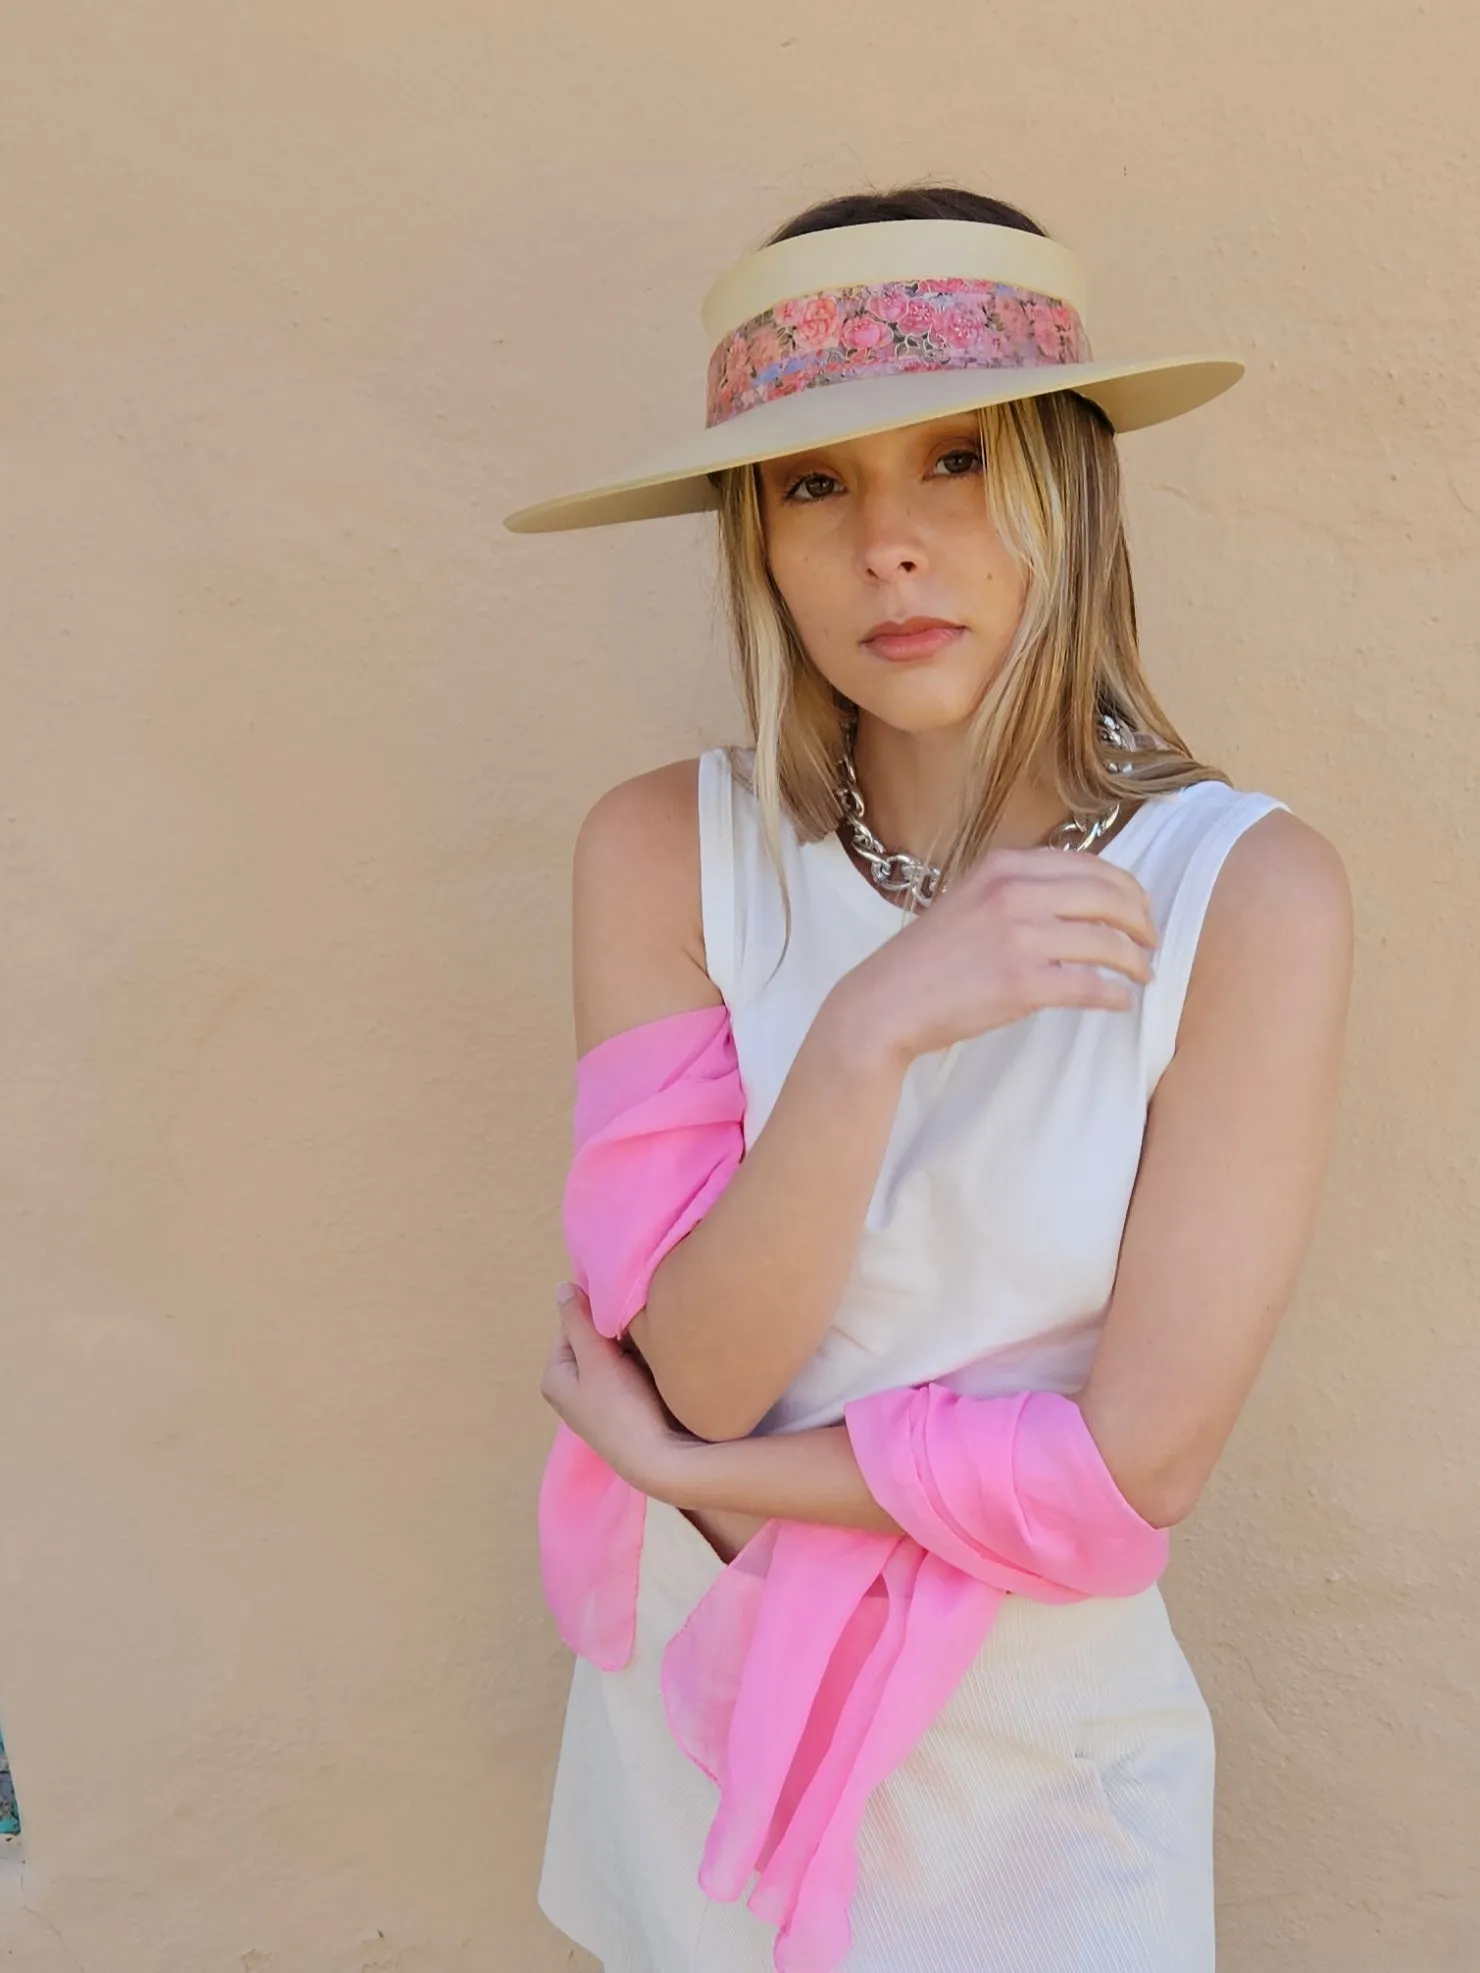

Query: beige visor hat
<box><xmin>501</xmin><ymin>217</ymin><xmax>1242</xmax><ymax>535</ymax></box>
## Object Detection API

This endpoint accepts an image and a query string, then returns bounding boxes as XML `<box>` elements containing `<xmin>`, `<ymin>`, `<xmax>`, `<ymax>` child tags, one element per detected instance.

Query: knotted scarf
<box><xmin>538</xmin><ymin>1001</ymin><xmax>1167</xmax><ymax>1973</ymax></box>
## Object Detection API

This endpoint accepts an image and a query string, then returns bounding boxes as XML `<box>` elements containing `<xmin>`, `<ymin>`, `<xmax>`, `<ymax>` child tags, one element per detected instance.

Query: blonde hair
<box><xmin>710</xmin><ymin>387</ymin><xmax>1230</xmax><ymax>967</ymax></box>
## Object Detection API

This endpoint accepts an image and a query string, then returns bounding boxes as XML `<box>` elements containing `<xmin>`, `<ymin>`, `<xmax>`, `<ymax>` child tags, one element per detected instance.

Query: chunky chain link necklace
<box><xmin>834</xmin><ymin>705</ymin><xmax>1145</xmax><ymax>911</ymax></box>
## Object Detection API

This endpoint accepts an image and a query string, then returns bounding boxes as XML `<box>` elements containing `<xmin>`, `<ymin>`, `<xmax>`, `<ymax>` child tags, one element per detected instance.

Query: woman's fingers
<box><xmin>1031</xmin><ymin>918</ymin><xmax>1158</xmax><ymax>984</ymax></box>
<box><xmin>987</xmin><ymin>851</ymin><xmax>1160</xmax><ymax>948</ymax></box>
<box><xmin>540</xmin><ymin>1330</ymin><xmax>578</xmax><ymax>1409</ymax></box>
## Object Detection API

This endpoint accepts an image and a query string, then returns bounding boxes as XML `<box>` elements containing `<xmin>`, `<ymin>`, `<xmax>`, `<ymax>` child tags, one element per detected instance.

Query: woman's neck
<box><xmin>848</xmin><ymin>721</ymin><xmax>1074</xmax><ymax>862</ymax></box>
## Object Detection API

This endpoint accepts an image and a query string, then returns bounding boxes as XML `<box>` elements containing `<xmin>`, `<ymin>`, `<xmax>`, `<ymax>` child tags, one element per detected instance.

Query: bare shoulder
<box><xmin>571</xmin><ymin>756</ymin><xmax>721</xmax><ymax>1056</ymax></box>
<box><xmin>1183</xmin><ymin>805</ymin><xmax>1354</xmax><ymax>1042</ymax></box>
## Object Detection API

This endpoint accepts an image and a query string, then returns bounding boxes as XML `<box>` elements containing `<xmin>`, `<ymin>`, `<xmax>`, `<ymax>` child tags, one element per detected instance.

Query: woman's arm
<box><xmin>1072</xmin><ymin>809</ymin><xmax>1352</xmax><ymax>1523</ymax></box>
<box><xmin>572</xmin><ymin>760</ymin><xmax>911</xmax><ymax>1442</ymax></box>
<box><xmin>652</xmin><ymin>1421</ymin><xmax>905</xmax><ymax>1533</ymax></box>
<box><xmin>612</xmin><ymin>809</ymin><xmax>1354</xmax><ymax>1534</ymax></box>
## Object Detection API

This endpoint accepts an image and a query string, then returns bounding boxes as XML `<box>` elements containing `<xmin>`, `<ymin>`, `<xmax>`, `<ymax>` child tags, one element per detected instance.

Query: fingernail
<box><xmin>555</xmin><ymin>1282</ymin><xmax>578</xmax><ymax>1305</ymax></box>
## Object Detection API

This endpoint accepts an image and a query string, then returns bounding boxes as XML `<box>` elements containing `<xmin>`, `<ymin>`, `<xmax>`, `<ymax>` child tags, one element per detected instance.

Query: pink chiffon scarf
<box><xmin>538</xmin><ymin>1001</ymin><xmax>1168</xmax><ymax>1973</ymax></box>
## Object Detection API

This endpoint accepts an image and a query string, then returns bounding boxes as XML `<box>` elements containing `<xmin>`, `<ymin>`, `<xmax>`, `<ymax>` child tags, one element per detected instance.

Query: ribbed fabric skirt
<box><xmin>538</xmin><ymin>1496</ymin><xmax>1216</xmax><ymax>1973</ymax></box>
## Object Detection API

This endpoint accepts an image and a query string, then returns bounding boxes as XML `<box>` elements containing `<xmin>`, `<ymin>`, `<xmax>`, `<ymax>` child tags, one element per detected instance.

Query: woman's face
<box><xmin>756</xmin><ymin>413</ymin><xmax>1028</xmax><ymax>733</ymax></box>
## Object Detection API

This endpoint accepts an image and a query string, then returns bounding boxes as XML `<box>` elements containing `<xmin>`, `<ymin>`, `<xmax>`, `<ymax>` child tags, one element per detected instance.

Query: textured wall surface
<box><xmin>1</xmin><ymin>3</ymin><xmax>1476</xmax><ymax>1969</ymax></box>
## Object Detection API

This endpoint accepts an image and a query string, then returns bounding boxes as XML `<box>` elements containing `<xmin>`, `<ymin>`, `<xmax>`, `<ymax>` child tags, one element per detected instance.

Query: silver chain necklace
<box><xmin>834</xmin><ymin>707</ymin><xmax>1145</xmax><ymax>911</ymax></box>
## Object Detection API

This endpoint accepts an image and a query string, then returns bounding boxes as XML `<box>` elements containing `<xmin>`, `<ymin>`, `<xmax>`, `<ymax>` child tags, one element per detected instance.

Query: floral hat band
<box><xmin>706</xmin><ymin>277</ymin><xmax>1094</xmax><ymax>428</ymax></box>
<box><xmin>503</xmin><ymin>217</ymin><xmax>1245</xmax><ymax>533</ymax></box>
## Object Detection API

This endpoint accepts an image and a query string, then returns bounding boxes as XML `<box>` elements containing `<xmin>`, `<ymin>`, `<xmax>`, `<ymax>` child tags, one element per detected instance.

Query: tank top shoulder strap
<box><xmin>697</xmin><ymin>744</ymin><xmax>744</xmax><ymax>1004</ymax></box>
<box><xmin>698</xmin><ymin>742</ymin><xmax>794</xmax><ymax>1010</ymax></box>
<box><xmin>1127</xmin><ymin>777</ymin><xmax>1292</xmax><ymax>1096</ymax></box>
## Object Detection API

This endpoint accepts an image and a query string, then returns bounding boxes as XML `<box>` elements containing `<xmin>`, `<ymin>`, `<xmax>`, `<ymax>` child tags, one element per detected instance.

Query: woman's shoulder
<box><xmin>573</xmin><ymin>756</ymin><xmax>708</xmax><ymax>920</ymax></box>
<box><xmin>1126</xmin><ymin>778</ymin><xmax>1351</xmax><ymax>1095</ymax></box>
<box><xmin>1197</xmin><ymin>798</ymin><xmax>1351</xmax><ymax>963</ymax></box>
<box><xmin>570</xmin><ymin>756</ymin><xmax>717</xmax><ymax>1055</ymax></box>
<box><xmin>571</xmin><ymin>742</ymin><xmax>758</xmax><ymax>932</ymax></box>
<box><xmin>1126</xmin><ymin>770</ymin><xmax>1347</xmax><ymax>943</ymax></box>
<box><xmin>1148</xmin><ymin>795</ymin><xmax>1353</xmax><ymax>1108</ymax></box>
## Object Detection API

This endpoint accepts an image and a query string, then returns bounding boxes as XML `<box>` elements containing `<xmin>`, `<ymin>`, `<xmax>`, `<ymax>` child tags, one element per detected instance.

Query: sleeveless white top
<box><xmin>537</xmin><ymin>744</ymin><xmax>1291</xmax><ymax>1973</ymax></box>
<box><xmin>703</xmin><ymin>743</ymin><xmax>1290</xmax><ymax>1435</ymax></box>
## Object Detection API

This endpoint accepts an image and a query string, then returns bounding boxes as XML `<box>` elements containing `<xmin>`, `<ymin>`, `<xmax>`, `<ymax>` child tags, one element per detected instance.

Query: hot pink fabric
<box><xmin>538</xmin><ymin>1002</ymin><xmax>1169</xmax><ymax>1973</ymax></box>
<box><xmin>539</xmin><ymin>1003</ymin><xmax>747</xmax><ymax>1668</ymax></box>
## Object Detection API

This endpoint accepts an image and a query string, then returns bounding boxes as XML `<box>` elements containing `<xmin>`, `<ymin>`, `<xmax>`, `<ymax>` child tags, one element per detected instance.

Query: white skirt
<box><xmin>538</xmin><ymin>1496</ymin><xmax>1216</xmax><ymax>1973</ymax></box>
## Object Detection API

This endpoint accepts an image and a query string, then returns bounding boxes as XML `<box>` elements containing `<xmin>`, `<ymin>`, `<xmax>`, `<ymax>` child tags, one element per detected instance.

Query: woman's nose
<box><xmin>854</xmin><ymin>493</ymin><xmax>928</xmax><ymax>580</ymax></box>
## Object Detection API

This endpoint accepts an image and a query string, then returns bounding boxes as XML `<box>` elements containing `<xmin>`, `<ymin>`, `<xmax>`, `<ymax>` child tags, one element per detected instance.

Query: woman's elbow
<box><xmin>1127</xmin><ymin>1466</ymin><xmax>1202</xmax><ymax>1530</ymax></box>
<box><xmin>657</xmin><ymin>1380</ymin><xmax>763</xmax><ymax>1445</ymax></box>
<box><xmin>1121</xmin><ymin>1437</ymin><xmax>1218</xmax><ymax>1528</ymax></box>
<box><xmin>627</xmin><ymin>1312</ymin><xmax>764</xmax><ymax>1443</ymax></box>
<box><xmin>1075</xmin><ymin>1391</ymin><xmax>1208</xmax><ymax>1529</ymax></box>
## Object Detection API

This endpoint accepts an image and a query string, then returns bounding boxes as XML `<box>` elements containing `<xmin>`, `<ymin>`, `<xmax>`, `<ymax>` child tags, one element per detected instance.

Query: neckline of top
<box><xmin>808</xmin><ymin>776</ymin><xmax>1215</xmax><ymax>931</ymax></box>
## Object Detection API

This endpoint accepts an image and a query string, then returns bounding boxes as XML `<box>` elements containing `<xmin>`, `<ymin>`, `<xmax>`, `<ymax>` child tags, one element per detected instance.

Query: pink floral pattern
<box><xmin>705</xmin><ymin>277</ymin><xmax>1093</xmax><ymax>427</ymax></box>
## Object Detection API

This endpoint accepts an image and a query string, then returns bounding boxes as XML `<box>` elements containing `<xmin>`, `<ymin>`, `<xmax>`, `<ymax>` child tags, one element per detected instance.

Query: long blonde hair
<box><xmin>710</xmin><ymin>383</ymin><xmax>1230</xmax><ymax>965</ymax></box>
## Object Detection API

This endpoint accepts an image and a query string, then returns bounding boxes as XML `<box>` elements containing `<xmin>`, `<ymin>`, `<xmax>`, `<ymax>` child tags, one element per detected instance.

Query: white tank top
<box><xmin>697</xmin><ymin>742</ymin><xmax>1290</xmax><ymax>1439</ymax></box>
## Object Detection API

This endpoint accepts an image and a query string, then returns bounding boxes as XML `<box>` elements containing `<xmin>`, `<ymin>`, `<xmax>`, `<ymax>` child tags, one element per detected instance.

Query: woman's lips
<box><xmin>863</xmin><ymin>624</ymin><xmax>965</xmax><ymax>662</ymax></box>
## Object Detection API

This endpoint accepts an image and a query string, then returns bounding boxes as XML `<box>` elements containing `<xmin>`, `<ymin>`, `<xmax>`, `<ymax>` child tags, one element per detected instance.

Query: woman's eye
<box><xmin>781</xmin><ymin>448</ymin><xmax>983</xmax><ymax>503</ymax></box>
<box><xmin>782</xmin><ymin>471</ymin><xmax>839</xmax><ymax>503</ymax></box>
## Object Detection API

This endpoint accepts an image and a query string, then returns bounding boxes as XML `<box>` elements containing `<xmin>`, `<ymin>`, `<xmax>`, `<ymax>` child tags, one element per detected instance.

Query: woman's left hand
<box><xmin>540</xmin><ymin>1283</ymin><xmax>692</xmax><ymax>1494</ymax></box>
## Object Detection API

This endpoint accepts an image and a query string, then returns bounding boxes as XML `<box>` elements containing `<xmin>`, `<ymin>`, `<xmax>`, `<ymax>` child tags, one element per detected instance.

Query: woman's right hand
<box><xmin>836</xmin><ymin>844</ymin><xmax>1162</xmax><ymax>1067</ymax></box>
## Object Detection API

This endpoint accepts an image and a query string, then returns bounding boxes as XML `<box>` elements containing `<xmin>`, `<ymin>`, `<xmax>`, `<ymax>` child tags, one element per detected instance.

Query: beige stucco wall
<box><xmin>1</xmin><ymin>3</ymin><xmax>1475</xmax><ymax>1968</ymax></box>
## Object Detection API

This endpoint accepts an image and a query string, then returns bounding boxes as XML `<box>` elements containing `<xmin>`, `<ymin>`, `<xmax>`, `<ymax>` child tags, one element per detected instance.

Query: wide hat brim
<box><xmin>502</xmin><ymin>354</ymin><xmax>1242</xmax><ymax>534</ymax></box>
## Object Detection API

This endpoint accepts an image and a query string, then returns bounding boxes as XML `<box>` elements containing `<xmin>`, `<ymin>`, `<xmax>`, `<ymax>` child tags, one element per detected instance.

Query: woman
<box><xmin>505</xmin><ymin>186</ymin><xmax>1353</xmax><ymax>1971</ymax></box>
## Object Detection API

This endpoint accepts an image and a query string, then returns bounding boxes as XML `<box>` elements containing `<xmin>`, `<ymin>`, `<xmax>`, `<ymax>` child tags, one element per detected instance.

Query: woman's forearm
<box><xmin>643</xmin><ymin>1392</ymin><xmax>1178</xmax><ymax>1540</ymax></box>
<box><xmin>650</xmin><ymin>1421</ymin><xmax>904</xmax><ymax>1536</ymax></box>
<box><xmin>630</xmin><ymin>976</ymin><xmax>912</xmax><ymax>1443</ymax></box>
